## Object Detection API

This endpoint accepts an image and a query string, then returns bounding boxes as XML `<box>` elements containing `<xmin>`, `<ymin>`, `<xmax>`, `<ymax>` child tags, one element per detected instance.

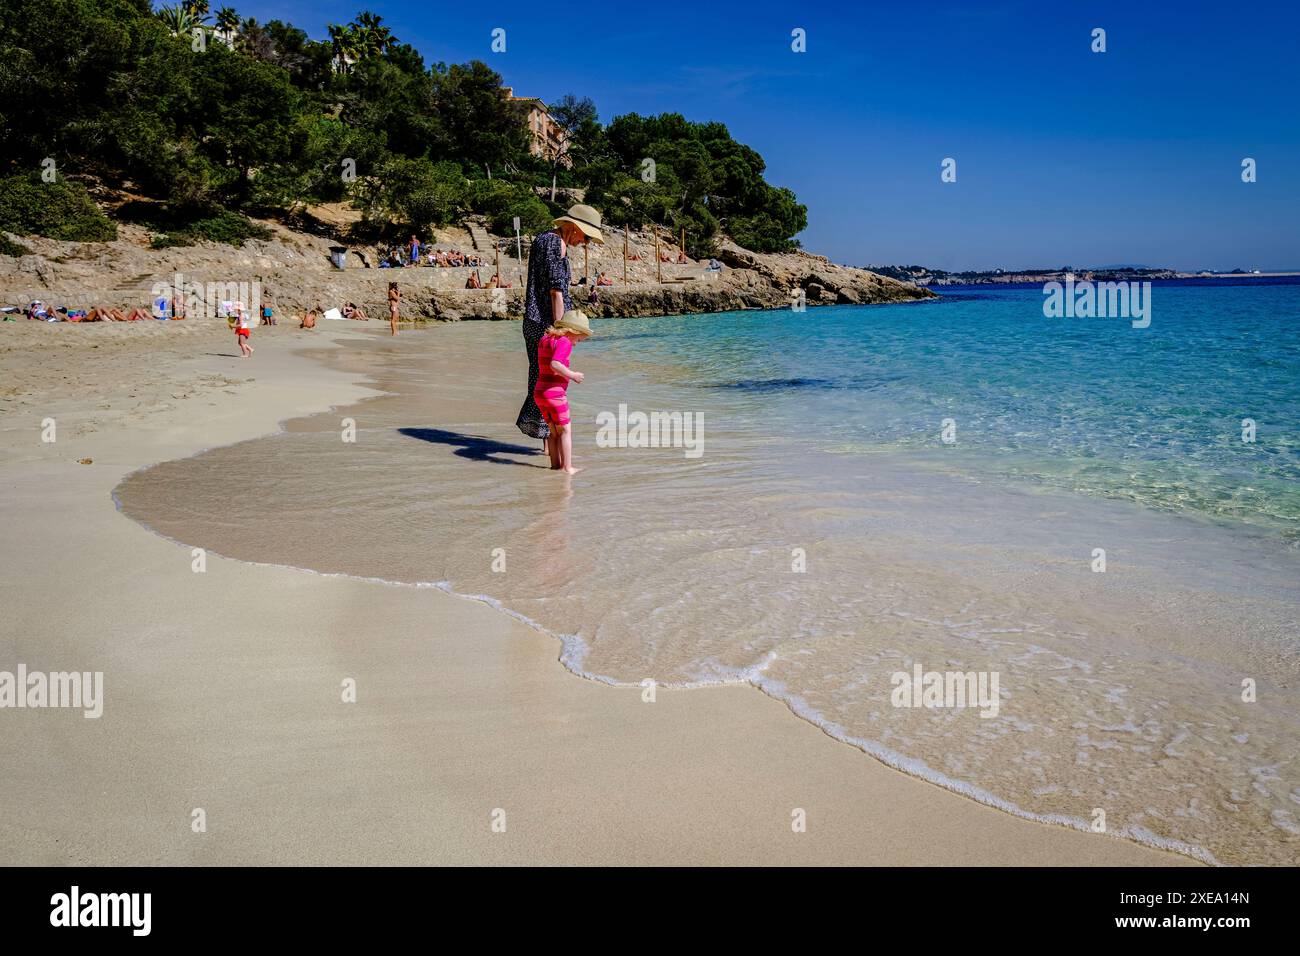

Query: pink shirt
<box><xmin>536</xmin><ymin>333</ymin><xmax>573</xmax><ymax>391</ymax></box>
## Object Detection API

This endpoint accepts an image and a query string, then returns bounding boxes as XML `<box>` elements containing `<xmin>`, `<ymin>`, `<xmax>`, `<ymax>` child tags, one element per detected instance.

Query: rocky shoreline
<box><xmin>1</xmin><ymin>219</ymin><xmax>935</xmax><ymax>323</ymax></box>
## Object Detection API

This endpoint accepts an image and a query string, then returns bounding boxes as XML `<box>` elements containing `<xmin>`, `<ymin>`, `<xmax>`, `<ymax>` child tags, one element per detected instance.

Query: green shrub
<box><xmin>149</xmin><ymin>233</ymin><xmax>192</xmax><ymax>249</ymax></box>
<box><xmin>184</xmin><ymin>210</ymin><xmax>273</xmax><ymax>245</ymax></box>
<box><xmin>0</xmin><ymin>173</ymin><xmax>116</xmax><ymax>242</ymax></box>
<box><xmin>470</xmin><ymin>181</ymin><xmax>552</xmax><ymax>235</ymax></box>
<box><xmin>489</xmin><ymin>192</ymin><xmax>552</xmax><ymax>236</ymax></box>
<box><xmin>150</xmin><ymin>211</ymin><xmax>272</xmax><ymax>248</ymax></box>
<box><xmin>357</xmin><ymin>158</ymin><xmax>471</xmax><ymax>230</ymax></box>
<box><xmin>0</xmin><ymin>234</ymin><xmax>33</xmax><ymax>257</ymax></box>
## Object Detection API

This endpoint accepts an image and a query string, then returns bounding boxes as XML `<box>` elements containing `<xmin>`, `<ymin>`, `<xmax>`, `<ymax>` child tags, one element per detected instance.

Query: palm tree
<box><xmin>155</xmin><ymin>3</ymin><xmax>198</xmax><ymax>36</ymax></box>
<box><xmin>183</xmin><ymin>0</ymin><xmax>211</xmax><ymax>20</ymax></box>
<box><xmin>238</xmin><ymin>17</ymin><xmax>272</xmax><ymax>59</ymax></box>
<box><xmin>327</xmin><ymin>23</ymin><xmax>361</xmax><ymax>74</ymax></box>
<box><xmin>352</xmin><ymin>11</ymin><xmax>394</xmax><ymax>58</ymax></box>
<box><xmin>214</xmin><ymin>6</ymin><xmax>239</xmax><ymax>44</ymax></box>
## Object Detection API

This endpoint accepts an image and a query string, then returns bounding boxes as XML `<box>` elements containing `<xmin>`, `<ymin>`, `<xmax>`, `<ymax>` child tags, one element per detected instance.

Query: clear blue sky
<box><xmin>234</xmin><ymin>0</ymin><xmax>1299</xmax><ymax>271</ymax></box>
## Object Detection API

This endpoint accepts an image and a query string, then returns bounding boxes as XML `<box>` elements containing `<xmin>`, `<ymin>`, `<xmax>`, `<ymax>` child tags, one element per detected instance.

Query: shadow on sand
<box><xmin>398</xmin><ymin>427</ymin><xmax>544</xmax><ymax>466</ymax></box>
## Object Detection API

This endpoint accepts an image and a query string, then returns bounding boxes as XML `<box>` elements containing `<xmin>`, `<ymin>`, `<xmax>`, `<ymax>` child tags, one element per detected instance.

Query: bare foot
<box><xmin>563</xmin><ymin>466</ymin><xmax>583</xmax><ymax>475</ymax></box>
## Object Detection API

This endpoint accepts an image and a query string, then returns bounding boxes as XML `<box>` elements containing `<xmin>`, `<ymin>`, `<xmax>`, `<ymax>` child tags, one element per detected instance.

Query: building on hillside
<box><xmin>504</xmin><ymin>88</ymin><xmax>570</xmax><ymax>167</ymax></box>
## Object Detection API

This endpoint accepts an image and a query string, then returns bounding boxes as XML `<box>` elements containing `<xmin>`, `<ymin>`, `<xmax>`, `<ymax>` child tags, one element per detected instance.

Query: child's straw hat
<box><xmin>556</xmin><ymin>309</ymin><xmax>593</xmax><ymax>337</ymax></box>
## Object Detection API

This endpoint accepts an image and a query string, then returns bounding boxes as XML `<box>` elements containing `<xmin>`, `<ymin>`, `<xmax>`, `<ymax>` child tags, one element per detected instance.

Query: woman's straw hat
<box><xmin>556</xmin><ymin>309</ymin><xmax>593</xmax><ymax>337</ymax></box>
<box><xmin>554</xmin><ymin>204</ymin><xmax>604</xmax><ymax>244</ymax></box>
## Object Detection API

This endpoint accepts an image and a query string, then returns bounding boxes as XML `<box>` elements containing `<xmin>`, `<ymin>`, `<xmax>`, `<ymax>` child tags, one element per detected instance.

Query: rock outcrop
<box><xmin>0</xmin><ymin>221</ymin><xmax>935</xmax><ymax>322</ymax></box>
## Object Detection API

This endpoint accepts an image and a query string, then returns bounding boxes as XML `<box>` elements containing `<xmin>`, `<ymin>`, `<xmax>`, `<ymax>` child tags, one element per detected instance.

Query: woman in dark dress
<box><xmin>517</xmin><ymin>204</ymin><xmax>604</xmax><ymax>439</ymax></box>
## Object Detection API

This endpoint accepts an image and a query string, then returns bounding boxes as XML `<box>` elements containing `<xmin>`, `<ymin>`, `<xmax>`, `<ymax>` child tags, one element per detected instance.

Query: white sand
<box><xmin>0</xmin><ymin>320</ymin><xmax>1192</xmax><ymax>865</ymax></box>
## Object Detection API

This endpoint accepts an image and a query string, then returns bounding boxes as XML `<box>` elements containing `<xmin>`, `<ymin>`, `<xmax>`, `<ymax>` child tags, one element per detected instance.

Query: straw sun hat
<box><xmin>554</xmin><ymin>203</ymin><xmax>604</xmax><ymax>244</ymax></box>
<box><xmin>554</xmin><ymin>309</ymin><xmax>593</xmax><ymax>337</ymax></box>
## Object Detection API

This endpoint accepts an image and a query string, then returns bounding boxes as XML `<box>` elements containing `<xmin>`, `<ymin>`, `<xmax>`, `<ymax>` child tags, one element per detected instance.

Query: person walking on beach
<box><xmin>535</xmin><ymin>310</ymin><xmax>592</xmax><ymax>474</ymax></box>
<box><xmin>388</xmin><ymin>282</ymin><xmax>400</xmax><ymax>335</ymax></box>
<box><xmin>518</xmin><ymin>203</ymin><xmax>603</xmax><ymax>439</ymax></box>
<box><xmin>234</xmin><ymin>302</ymin><xmax>254</xmax><ymax>357</ymax></box>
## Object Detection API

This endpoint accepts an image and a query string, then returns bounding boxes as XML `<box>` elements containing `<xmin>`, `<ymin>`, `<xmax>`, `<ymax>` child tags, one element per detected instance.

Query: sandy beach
<box><xmin>0</xmin><ymin>318</ymin><xmax>1198</xmax><ymax>866</ymax></box>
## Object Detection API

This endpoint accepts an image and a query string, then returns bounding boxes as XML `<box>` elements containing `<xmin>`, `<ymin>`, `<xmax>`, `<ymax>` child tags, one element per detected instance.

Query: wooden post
<box><xmin>584</xmin><ymin>243</ymin><xmax>589</xmax><ymax>284</ymax></box>
<box><xmin>495</xmin><ymin>245</ymin><xmax>501</xmax><ymax>284</ymax></box>
<box><xmin>515</xmin><ymin>222</ymin><xmax>523</xmax><ymax>288</ymax></box>
<box><xmin>680</xmin><ymin>227</ymin><xmax>685</xmax><ymax>257</ymax></box>
<box><xmin>622</xmin><ymin>226</ymin><xmax>628</xmax><ymax>284</ymax></box>
<box><xmin>655</xmin><ymin>227</ymin><xmax>661</xmax><ymax>284</ymax></box>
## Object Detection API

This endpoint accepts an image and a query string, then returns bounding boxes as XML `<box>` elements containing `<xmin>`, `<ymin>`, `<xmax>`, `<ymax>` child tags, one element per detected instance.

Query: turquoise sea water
<box><xmin>588</xmin><ymin>280</ymin><xmax>1300</xmax><ymax>541</ymax></box>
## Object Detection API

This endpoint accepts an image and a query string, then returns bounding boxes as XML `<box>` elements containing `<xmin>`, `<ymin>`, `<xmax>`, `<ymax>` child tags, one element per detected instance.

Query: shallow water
<box><xmin>118</xmin><ymin>284</ymin><xmax>1300</xmax><ymax>865</ymax></box>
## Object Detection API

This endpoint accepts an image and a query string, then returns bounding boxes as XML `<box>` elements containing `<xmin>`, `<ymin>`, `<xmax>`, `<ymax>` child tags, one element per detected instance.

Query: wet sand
<box><xmin>0</xmin><ymin>319</ymin><xmax>1189</xmax><ymax>865</ymax></box>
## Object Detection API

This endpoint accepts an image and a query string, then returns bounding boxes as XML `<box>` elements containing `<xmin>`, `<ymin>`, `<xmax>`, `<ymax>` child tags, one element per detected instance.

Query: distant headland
<box><xmin>866</xmin><ymin>264</ymin><xmax>1300</xmax><ymax>287</ymax></box>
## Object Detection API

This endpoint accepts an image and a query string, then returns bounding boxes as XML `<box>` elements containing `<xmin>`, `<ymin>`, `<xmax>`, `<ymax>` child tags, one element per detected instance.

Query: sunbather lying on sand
<box><xmin>80</xmin><ymin>306</ymin><xmax>134</xmax><ymax>321</ymax></box>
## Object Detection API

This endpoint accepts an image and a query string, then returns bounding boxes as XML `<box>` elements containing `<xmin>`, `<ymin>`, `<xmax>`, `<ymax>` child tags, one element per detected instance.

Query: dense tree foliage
<box><xmin>580</xmin><ymin>114</ymin><xmax>807</xmax><ymax>253</ymax></box>
<box><xmin>0</xmin><ymin>174</ymin><xmax>117</xmax><ymax>242</ymax></box>
<box><xmin>0</xmin><ymin>0</ymin><xmax>806</xmax><ymax>251</ymax></box>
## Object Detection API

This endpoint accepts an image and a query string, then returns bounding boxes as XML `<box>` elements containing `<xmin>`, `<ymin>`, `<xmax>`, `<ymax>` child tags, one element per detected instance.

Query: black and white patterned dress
<box><xmin>517</xmin><ymin>231</ymin><xmax>572</xmax><ymax>439</ymax></box>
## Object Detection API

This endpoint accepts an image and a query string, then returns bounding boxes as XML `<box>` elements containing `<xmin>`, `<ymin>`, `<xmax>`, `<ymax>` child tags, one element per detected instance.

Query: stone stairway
<box><xmin>466</xmin><ymin>222</ymin><xmax>493</xmax><ymax>254</ymax></box>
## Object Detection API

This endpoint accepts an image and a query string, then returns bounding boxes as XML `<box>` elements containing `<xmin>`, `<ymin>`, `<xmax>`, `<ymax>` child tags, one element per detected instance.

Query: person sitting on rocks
<box><xmin>465</xmin><ymin>272</ymin><xmax>483</xmax><ymax>289</ymax></box>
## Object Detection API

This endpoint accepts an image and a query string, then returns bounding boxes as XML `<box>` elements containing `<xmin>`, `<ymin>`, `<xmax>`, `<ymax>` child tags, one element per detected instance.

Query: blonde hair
<box><xmin>544</xmin><ymin>324</ymin><xmax>587</xmax><ymax>338</ymax></box>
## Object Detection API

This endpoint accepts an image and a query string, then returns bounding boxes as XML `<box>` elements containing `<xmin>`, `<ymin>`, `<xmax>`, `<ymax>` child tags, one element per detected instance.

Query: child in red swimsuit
<box><xmin>234</xmin><ymin>303</ymin><xmax>253</xmax><ymax>357</ymax></box>
<box><xmin>534</xmin><ymin>310</ymin><xmax>592</xmax><ymax>474</ymax></box>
